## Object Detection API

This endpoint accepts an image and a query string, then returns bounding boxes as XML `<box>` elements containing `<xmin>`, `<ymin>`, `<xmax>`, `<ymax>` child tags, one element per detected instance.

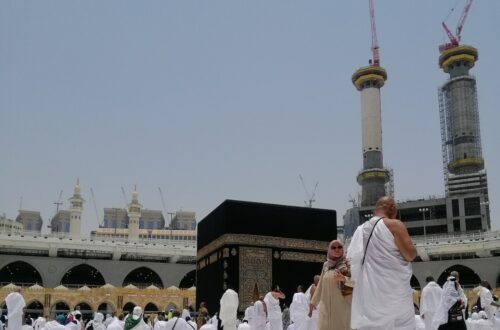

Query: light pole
<box><xmin>419</xmin><ymin>208</ymin><xmax>429</xmax><ymax>239</ymax></box>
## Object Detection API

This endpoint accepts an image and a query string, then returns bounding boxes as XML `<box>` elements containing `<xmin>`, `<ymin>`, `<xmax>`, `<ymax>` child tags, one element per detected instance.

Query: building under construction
<box><xmin>344</xmin><ymin>0</ymin><xmax>490</xmax><ymax>238</ymax></box>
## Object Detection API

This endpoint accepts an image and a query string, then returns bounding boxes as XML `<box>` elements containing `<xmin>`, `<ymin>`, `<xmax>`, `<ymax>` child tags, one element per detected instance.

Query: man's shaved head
<box><xmin>375</xmin><ymin>196</ymin><xmax>397</xmax><ymax>218</ymax></box>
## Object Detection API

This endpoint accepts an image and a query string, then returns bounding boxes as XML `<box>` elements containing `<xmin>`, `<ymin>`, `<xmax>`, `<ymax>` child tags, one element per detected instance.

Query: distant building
<box><xmin>16</xmin><ymin>210</ymin><xmax>43</xmax><ymax>232</ymax></box>
<box><xmin>50</xmin><ymin>210</ymin><xmax>70</xmax><ymax>233</ymax></box>
<box><xmin>102</xmin><ymin>208</ymin><xmax>165</xmax><ymax>230</ymax></box>
<box><xmin>171</xmin><ymin>211</ymin><xmax>196</xmax><ymax>230</ymax></box>
<box><xmin>0</xmin><ymin>213</ymin><xmax>23</xmax><ymax>234</ymax></box>
<box><xmin>91</xmin><ymin>227</ymin><xmax>196</xmax><ymax>242</ymax></box>
<box><xmin>343</xmin><ymin>195</ymin><xmax>488</xmax><ymax>238</ymax></box>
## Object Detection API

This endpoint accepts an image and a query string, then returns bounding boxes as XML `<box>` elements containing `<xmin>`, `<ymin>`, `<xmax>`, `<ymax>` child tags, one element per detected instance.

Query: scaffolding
<box><xmin>439</xmin><ymin>74</ymin><xmax>484</xmax><ymax>196</ymax></box>
<box><xmin>385</xmin><ymin>167</ymin><xmax>395</xmax><ymax>198</ymax></box>
<box><xmin>438</xmin><ymin>86</ymin><xmax>453</xmax><ymax>196</ymax></box>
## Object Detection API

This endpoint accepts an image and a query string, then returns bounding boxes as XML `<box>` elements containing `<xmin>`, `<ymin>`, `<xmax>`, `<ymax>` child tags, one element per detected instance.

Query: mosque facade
<box><xmin>0</xmin><ymin>183</ymin><xmax>197</xmax><ymax>318</ymax></box>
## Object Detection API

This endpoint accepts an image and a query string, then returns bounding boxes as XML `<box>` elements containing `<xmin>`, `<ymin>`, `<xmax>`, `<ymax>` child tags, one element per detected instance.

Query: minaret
<box><xmin>352</xmin><ymin>66</ymin><xmax>390</xmax><ymax>206</ymax></box>
<box><xmin>127</xmin><ymin>186</ymin><xmax>142</xmax><ymax>241</ymax></box>
<box><xmin>69</xmin><ymin>179</ymin><xmax>84</xmax><ymax>239</ymax></box>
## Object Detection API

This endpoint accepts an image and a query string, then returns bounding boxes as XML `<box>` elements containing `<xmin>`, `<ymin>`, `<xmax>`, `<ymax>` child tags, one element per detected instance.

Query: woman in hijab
<box><xmin>308</xmin><ymin>239</ymin><xmax>352</xmax><ymax>330</ymax></box>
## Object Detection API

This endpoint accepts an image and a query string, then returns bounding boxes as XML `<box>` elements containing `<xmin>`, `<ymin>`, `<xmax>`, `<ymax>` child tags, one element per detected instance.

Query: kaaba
<box><xmin>196</xmin><ymin>199</ymin><xmax>337</xmax><ymax>313</ymax></box>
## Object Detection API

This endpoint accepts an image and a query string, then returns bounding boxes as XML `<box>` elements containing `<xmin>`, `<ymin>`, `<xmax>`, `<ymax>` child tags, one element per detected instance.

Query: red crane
<box><xmin>440</xmin><ymin>0</ymin><xmax>474</xmax><ymax>51</ymax></box>
<box><xmin>369</xmin><ymin>0</ymin><xmax>380</xmax><ymax>66</ymax></box>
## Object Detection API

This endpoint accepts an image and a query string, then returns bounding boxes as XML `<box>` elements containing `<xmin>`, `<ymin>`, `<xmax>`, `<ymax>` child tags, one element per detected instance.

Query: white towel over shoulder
<box><xmin>347</xmin><ymin>217</ymin><xmax>414</xmax><ymax>330</ymax></box>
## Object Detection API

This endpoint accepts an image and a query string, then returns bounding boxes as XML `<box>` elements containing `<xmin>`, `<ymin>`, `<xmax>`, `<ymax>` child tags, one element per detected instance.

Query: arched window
<box><xmin>179</xmin><ymin>270</ymin><xmax>196</xmax><ymax>289</ymax></box>
<box><xmin>144</xmin><ymin>303</ymin><xmax>159</xmax><ymax>314</ymax></box>
<box><xmin>410</xmin><ymin>275</ymin><xmax>421</xmax><ymax>290</ymax></box>
<box><xmin>437</xmin><ymin>264</ymin><xmax>481</xmax><ymax>288</ymax></box>
<box><xmin>0</xmin><ymin>261</ymin><xmax>43</xmax><ymax>286</ymax></box>
<box><xmin>74</xmin><ymin>302</ymin><xmax>93</xmax><ymax>322</ymax></box>
<box><xmin>123</xmin><ymin>302</ymin><xmax>136</xmax><ymax>314</ymax></box>
<box><xmin>61</xmin><ymin>264</ymin><xmax>105</xmax><ymax>287</ymax></box>
<box><xmin>50</xmin><ymin>301</ymin><xmax>70</xmax><ymax>318</ymax></box>
<box><xmin>25</xmin><ymin>300</ymin><xmax>44</xmax><ymax>318</ymax></box>
<box><xmin>123</xmin><ymin>267</ymin><xmax>163</xmax><ymax>288</ymax></box>
<box><xmin>97</xmin><ymin>302</ymin><xmax>115</xmax><ymax>315</ymax></box>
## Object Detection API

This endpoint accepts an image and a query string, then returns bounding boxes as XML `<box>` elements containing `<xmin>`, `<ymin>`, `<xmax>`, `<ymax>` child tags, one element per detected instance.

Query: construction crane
<box><xmin>440</xmin><ymin>0</ymin><xmax>473</xmax><ymax>51</ymax></box>
<box><xmin>90</xmin><ymin>188</ymin><xmax>102</xmax><ymax>227</ymax></box>
<box><xmin>299</xmin><ymin>175</ymin><xmax>319</xmax><ymax>208</ymax></box>
<box><xmin>369</xmin><ymin>0</ymin><xmax>380</xmax><ymax>66</ymax></box>
<box><xmin>53</xmin><ymin>190</ymin><xmax>63</xmax><ymax>213</ymax></box>
<box><xmin>158</xmin><ymin>187</ymin><xmax>171</xmax><ymax>229</ymax></box>
<box><xmin>121</xmin><ymin>187</ymin><xmax>129</xmax><ymax>207</ymax></box>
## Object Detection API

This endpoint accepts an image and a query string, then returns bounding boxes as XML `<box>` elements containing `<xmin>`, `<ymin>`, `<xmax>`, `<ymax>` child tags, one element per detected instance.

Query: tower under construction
<box><xmin>438</xmin><ymin>44</ymin><xmax>490</xmax><ymax>229</ymax></box>
<box><xmin>352</xmin><ymin>66</ymin><xmax>389</xmax><ymax>206</ymax></box>
<box><xmin>352</xmin><ymin>0</ymin><xmax>389</xmax><ymax>207</ymax></box>
<box><xmin>343</xmin><ymin>0</ymin><xmax>491</xmax><ymax>237</ymax></box>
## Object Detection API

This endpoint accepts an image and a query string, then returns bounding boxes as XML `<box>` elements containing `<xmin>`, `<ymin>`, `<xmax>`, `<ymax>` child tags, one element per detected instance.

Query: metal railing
<box><xmin>412</xmin><ymin>230</ymin><xmax>500</xmax><ymax>245</ymax></box>
<box><xmin>0</xmin><ymin>229</ymin><xmax>196</xmax><ymax>245</ymax></box>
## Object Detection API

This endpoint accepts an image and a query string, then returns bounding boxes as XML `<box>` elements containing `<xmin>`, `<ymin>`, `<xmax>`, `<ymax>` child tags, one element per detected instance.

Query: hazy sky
<box><xmin>1</xmin><ymin>1</ymin><xmax>499</xmax><ymax>235</ymax></box>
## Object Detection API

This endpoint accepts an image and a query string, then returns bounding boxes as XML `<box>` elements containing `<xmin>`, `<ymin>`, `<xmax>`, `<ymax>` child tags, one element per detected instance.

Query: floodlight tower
<box><xmin>352</xmin><ymin>0</ymin><xmax>390</xmax><ymax>206</ymax></box>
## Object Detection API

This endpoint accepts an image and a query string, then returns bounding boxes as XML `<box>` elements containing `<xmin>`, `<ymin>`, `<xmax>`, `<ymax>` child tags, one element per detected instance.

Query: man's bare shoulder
<box><xmin>382</xmin><ymin>218</ymin><xmax>406</xmax><ymax>233</ymax></box>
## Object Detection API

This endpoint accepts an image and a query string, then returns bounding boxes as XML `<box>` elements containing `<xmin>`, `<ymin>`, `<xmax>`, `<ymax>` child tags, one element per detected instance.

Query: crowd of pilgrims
<box><xmin>1</xmin><ymin>269</ymin><xmax>498</xmax><ymax>330</ymax></box>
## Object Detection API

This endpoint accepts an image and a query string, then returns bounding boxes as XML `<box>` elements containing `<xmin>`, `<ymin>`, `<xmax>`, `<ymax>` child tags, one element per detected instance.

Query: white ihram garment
<box><xmin>107</xmin><ymin>318</ymin><xmax>124</xmax><ymax>330</ymax></box>
<box><xmin>263</xmin><ymin>293</ymin><xmax>282</xmax><ymax>330</ymax></box>
<box><xmin>244</xmin><ymin>305</ymin><xmax>254</xmax><ymax>324</ymax></box>
<box><xmin>431</xmin><ymin>279</ymin><xmax>463</xmax><ymax>330</ymax></box>
<box><xmin>347</xmin><ymin>217</ymin><xmax>414</xmax><ymax>330</ymax></box>
<box><xmin>479</xmin><ymin>286</ymin><xmax>496</xmax><ymax>320</ymax></box>
<box><xmin>289</xmin><ymin>293</ymin><xmax>308</xmax><ymax>330</ymax></box>
<box><xmin>6</xmin><ymin>291</ymin><xmax>26</xmax><ymax>330</ymax></box>
<box><xmin>219</xmin><ymin>289</ymin><xmax>239</xmax><ymax>330</ymax></box>
<box><xmin>420</xmin><ymin>281</ymin><xmax>443</xmax><ymax>330</ymax></box>
<box><xmin>252</xmin><ymin>301</ymin><xmax>267</xmax><ymax>330</ymax></box>
<box><xmin>300</xmin><ymin>285</ymin><xmax>318</xmax><ymax>330</ymax></box>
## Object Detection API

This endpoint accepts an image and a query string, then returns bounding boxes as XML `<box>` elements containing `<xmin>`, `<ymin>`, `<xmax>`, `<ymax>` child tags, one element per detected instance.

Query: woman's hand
<box><xmin>333</xmin><ymin>270</ymin><xmax>346</xmax><ymax>282</ymax></box>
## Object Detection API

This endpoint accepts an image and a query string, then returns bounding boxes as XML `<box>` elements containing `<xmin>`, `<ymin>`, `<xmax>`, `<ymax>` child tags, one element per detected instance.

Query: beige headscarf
<box><xmin>326</xmin><ymin>239</ymin><xmax>345</xmax><ymax>269</ymax></box>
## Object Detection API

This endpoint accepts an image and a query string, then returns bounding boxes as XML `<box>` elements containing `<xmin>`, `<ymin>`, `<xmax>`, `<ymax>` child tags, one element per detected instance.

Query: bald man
<box><xmin>347</xmin><ymin>196</ymin><xmax>416</xmax><ymax>330</ymax></box>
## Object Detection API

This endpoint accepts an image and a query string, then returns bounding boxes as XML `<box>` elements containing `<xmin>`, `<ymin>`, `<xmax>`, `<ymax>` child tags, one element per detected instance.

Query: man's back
<box><xmin>421</xmin><ymin>282</ymin><xmax>442</xmax><ymax>315</ymax></box>
<box><xmin>348</xmin><ymin>214</ymin><xmax>415</xmax><ymax>330</ymax></box>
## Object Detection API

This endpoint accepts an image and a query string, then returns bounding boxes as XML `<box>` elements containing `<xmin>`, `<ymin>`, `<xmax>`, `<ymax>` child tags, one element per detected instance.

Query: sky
<box><xmin>1</xmin><ymin>1</ymin><xmax>499</xmax><ymax>235</ymax></box>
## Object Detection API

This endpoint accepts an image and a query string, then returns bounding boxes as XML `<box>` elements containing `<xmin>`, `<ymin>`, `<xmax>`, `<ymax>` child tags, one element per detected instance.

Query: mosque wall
<box><xmin>0</xmin><ymin>255</ymin><xmax>195</xmax><ymax>288</ymax></box>
<box><xmin>412</xmin><ymin>256</ymin><xmax>500</xmax><ymax>290</ymax></box>
<box><xmin>0</xmin><ymin>286</ymin><xmax>196</xmax><ymax>318</ymax></box>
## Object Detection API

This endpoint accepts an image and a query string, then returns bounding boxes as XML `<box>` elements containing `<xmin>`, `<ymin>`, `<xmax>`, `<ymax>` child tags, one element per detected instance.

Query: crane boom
<box><xmin>456</xmin><ymin>0</ymin><xmax>473</xmax><ymax>42</ymax></box>
<box><xmin>441</xmin><ymin>0</ymin><xmax>474</xmax><ymax>50</ymax></box>
<box><xmin>442</xmin><ymin>21</ymin><xmax>458</xmax><ymax>46</ymax></box>
<box><xmin>369</xmin><ymin>0</ymin><xmax>380</xmax><ymax>66</ymax></box>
